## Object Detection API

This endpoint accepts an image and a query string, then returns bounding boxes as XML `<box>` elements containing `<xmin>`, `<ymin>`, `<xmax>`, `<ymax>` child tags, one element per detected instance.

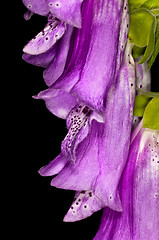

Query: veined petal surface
<box><xmin>93</xmin><ymin>123</ymin><xmax>159</xmax><ymax>240</ymax></box>
<box><xmin>49</xmin><ymin>0</ymin><xmax>129</xmax><ymax>114</ymax></box>
<box><xmin>39</xmin><ymin>41</ymin><xmax>136</xmax><ymax>219</ymax></box>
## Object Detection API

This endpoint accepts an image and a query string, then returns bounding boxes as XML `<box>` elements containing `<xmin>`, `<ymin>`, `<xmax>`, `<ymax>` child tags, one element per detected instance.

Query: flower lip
<box><xmin>61</xmin><ymin>103</ymin><xmax>93</xmax><ymax>163</ymax></box>
<box><xmin>23</xmin><ymin>20</ymin><xmax>66</xmax><ymax>55</ymax></box>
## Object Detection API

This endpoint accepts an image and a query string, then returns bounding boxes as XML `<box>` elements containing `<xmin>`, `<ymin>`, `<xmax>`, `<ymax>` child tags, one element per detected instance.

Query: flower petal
<box><xmin>34</xmin><ymin>89</ymin><xmax>77</xmax><ymax>119</ymax></box>
<box><xmin>22</xmin><ymin>0</ymin><xmax>49</xmax><ymax>16</ymax></box>
<box><xmin>43</xmin><ymin>25</ymin><xmax>73</xmax><ymax>86</ymax></box>
<box><xmin>135</xmin><ymin>57</ymin><xmax>151</xmax><ymax>93</ymax></box>
<box><xmin>39</xmin><ymin>154</ymin><xmax>67</xmax><ymax>176</ymax></box>
<box><xmin>64</xmin><ymin>190</ymin><xmax>104</xmax><ymax>222</ymax></box>
<box><xmin>22</xmin><ymin>45</ymin><xmax>57</xmax><ymax>68</ymax></box>
<box><xmin>23</xmin><ymin>20</ymin><xmax>66</xmax><ymax>55</ymax></box>
<box><xmin>46</xmin><ymin>0</ymin><xmax>83</xmax><ymax>28</ymax></box>
<box><xmin>61</xmin><ymin>103</ymin><xmax>92</xmax><ymax>163</ymax></box>
<box><xmin>51</xmin><ymin>0</ymin><xmax>129</xmax><ymax>114</ymax></box>
<box><xmin>93</xmin><ymin>41</ymin><xmax>135</xmax><ymax>211</ymax></box>
<box><xmin>93</xmin><ymin>125</ymin><xmax>159</xmax><ymax>240</ymax></box>
<box><xmin>50</xmin><ymin>120</ymin><xmax>102</xmax><ymax>191</ymax></box>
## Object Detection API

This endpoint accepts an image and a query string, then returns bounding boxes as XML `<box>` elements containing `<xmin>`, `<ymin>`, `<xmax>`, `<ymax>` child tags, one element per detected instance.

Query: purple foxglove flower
<box><xmin>35</xmin><ymin>0</ymin><xmax>130</xmax><ymax>115</ymax></box>
<box><xmin>38</xmin><ymin>40</ymin><xmax>136</xmax><ymax>221</ymax></box>
<box><xmin>93</xmin><ymin>120</ymin><xmax>159</xmax><ymax>240</ymax></box>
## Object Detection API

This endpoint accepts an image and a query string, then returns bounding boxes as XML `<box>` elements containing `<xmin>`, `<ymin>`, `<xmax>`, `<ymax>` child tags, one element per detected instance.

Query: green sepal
<box><xmin>132</xmin><ymin>45</ymin><xmax>145</xmax><ymax>59</ymax></box>
<box><xmin>136</xmin><ymin>85</ymin><xmax>159</xmax><ymax>98</ymax></box>
<box><xmin>148</xmin><ymin>16</ymin><xmax>159</xmax><ymax>69</ymax></box>
<box><xmin>139</xmin><ymin>17</ymin><xmax>157</xmax><ymax>64</ymax></box>
<box><xmin>143</xmin><ymin>97</ymin><xmax>159</xmax><ymax>130</ymax></box>
<box><xmin>133</xmin><ymin>94</ymin><xmax>152</xmax><ymax>117</ymax></box>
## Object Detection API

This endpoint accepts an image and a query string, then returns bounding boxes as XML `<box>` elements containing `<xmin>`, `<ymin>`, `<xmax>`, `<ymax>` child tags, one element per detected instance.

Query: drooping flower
<box><xmin>24</xmin><ymin>0</ymin><xmax>129</xmax><ymax>114</ymax></box>
<box><xmin>22</xmin><ymin>0</ymin><xmax>83</xmax><ymax>79</ymax></box>
<box><xmin>38</xmin><ymin>40</ymin><xmax>136</xmax><ymax>221</ymax></box>
<box><xmin>93</xmin><ymin>120</ymin><xmax>159</xmax><ymax>240</ymax></box>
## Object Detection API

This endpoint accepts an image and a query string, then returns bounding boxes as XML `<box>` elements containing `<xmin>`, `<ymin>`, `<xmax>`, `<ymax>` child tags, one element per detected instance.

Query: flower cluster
<box><xmin>22</xmin><ymin>0</ymin><xmax>159</xmax><ymax>239</ymax></box>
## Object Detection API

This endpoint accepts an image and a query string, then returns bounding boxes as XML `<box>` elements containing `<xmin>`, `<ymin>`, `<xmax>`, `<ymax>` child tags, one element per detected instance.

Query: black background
<box><xmin>14</xmin><ymin>1</ymin><xmax>159</xmax><ymax>239</ymax></box>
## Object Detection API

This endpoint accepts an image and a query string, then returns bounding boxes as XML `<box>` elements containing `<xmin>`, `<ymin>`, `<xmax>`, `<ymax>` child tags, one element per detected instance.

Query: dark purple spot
<box><xmin>140</xmin><ymin>84</ymin><xmax>142</xmax><ymax>88</ymax></box>
<box><xmin>89</xmin><ymin>192</ymin><xmax>93</xmax><ymax>197</ymax></box>
<box><xmin>81</xmin><ymin>190</ymin><xmax>86</xmax><ymax>194</ymax></box>
<box><xmin>82</xmin><ymin>106</ymin><xmax>89</xmax><ymax>114</ymax></box>
<box><xmin>131</xmin><ymin>83</ymin><xmax>133</xmax><ymax>86</ymax></box>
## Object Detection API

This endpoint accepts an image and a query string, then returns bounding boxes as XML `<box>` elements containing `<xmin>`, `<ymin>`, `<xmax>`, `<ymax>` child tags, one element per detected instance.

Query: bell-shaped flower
<box><xmin>93</xmin><ymin>120</ymin><xmax>159</xmax><ymax>240</ymax></box>
<box><xmin>35</xmin><ymin>0</ymin><xmax>130</xmax><ymax>115</ymax></box>
<box><xmin>38</xmin><ymin>40</ymin><xmax>136</xmax><ymax>221</ymax></box>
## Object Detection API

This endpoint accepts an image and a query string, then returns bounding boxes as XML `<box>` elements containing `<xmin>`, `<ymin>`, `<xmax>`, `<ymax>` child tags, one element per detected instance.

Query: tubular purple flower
<box><xmin>38</xmin><ymin>40</ymin><xmax>136</xmax><ymax>221</ymax></box>
<box><xmin>25</xmin><ymin>0</ymin><xmax>130</xmax><ymax>115</ymax></box>
<box><xmin>93</xmin><ymin>120</ymin><xmax>159</xmax><ymax>240</ymax></box>
<box><xmin>42</xmin><ymin>0</ymin><xmax>129</xmax><ymax>114</ymax></box>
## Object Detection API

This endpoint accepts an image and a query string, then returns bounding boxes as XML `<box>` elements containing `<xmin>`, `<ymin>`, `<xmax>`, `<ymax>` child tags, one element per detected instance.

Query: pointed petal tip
<box><xmin>63</xmin><ymin>212</ymin><xmax>85</xmax><ymax>222</ymax></box>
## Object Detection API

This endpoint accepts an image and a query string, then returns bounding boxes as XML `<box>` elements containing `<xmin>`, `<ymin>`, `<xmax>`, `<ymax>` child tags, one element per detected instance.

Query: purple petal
<box><xmin>93</xmin><ymin>125</ymin><xmax>159</xmax><ymax>240</ymax></box>
<box><xmin>34</xmin><ymin>89</ymin><xmax>77</xmax><ymax>119</ymax></box>
<box><xmin>135</xmin><ymin>57</ymin><xmax>151</xmax><ymax>93</ymax></box>
<box><xmin>133</xmin><ymin>58</ymin><xmax>151</xmax><ymax>129</ymax></box>
<box><xmin>23</xmin><ymin>21</ymin><xmax>66</xmax><ymax>55</ymax></box>
<box><xmin>43</xmin><ymin>25</ymin><xmax>73</xmax><ymax>86</ymax></box>
<box><xmin>22</xmin><ymin>0</ymin><xmax>49</xmax><ymax>16</ymax></box>
<box><xmin>38</xmin><ymin>41</ymin><xmax>136</xmax><ymax>214</ymax></box>
<box><xmin>64</xmin><ymin>190</ymin><xmax>104</xmax><ymax>222</ymax></box>
<box><xmin>39</xmin><ymin>154</ymin><xmax>67</xmax><ymax>176</ymax></box>
<box><xmin>61</xmin><ymin>103</ymin><xmax>92</xmax><ymax>163</ymax></box>
<box><xmin>93</xmin><ymin>41</ymin><xmax>135</xmax><ymax>211</ymax></box>
<box><xmin>22</xmin><ymin>45</ymin><xmax>57</xmax><ymax>68</ymax></box>
<box><xmin>50</xmin><ymin>120</ymin><xmax>102</xmax><ymax>191</ymax></box>
<box><xmin>51</xmin><ymin>0</ymin><xmax>129</xmax><ymax>114</ymax></box>
<box><xmin>46</xmin><ymin>0</ymin><xmax>83</xmax><ymax>28</ymax></box>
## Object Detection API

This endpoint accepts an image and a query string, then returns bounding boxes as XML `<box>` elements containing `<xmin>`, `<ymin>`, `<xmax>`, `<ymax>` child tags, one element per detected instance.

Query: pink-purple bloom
<box><xmin>93</xmin><ymin>120</ymin><xmax>159</xmax><ymax>240</ymax></box>
<box><xmin>22</xmin><ymin>0</ymin><xmax>159</xmax><ymax>239</ymax></box>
